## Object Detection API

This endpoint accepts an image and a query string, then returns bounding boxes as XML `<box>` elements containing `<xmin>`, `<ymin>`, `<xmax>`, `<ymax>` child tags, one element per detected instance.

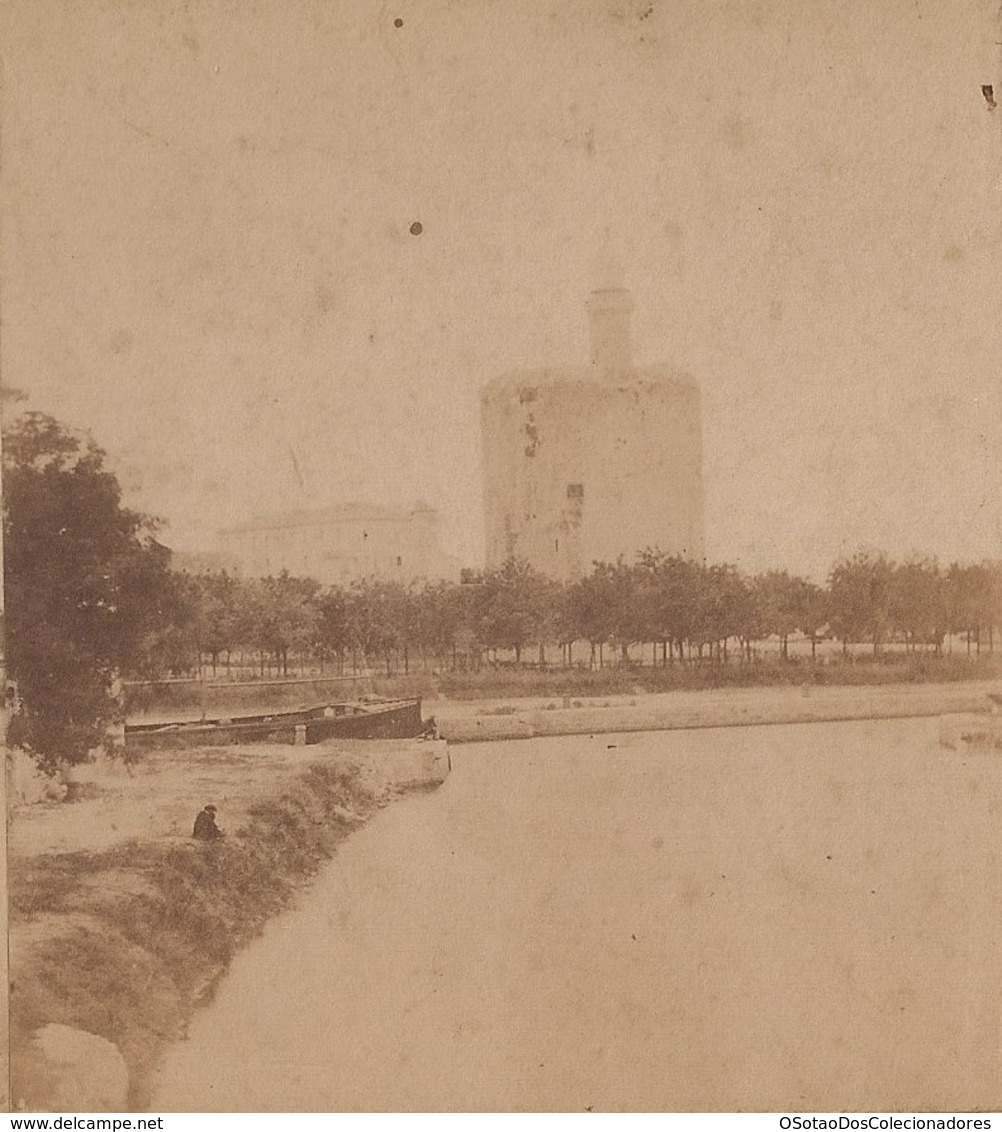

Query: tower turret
<box><xmin>587</xmin><ymin>287</ymin><xmax>634</xmax><ymax>373</ymax></box>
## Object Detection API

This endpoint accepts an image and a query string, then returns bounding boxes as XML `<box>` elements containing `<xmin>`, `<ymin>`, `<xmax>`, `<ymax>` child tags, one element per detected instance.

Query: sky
<box><xmin>2</xmin><ymin>0</ymin><xmax>1000</xmax><ymax>580</ymax></box>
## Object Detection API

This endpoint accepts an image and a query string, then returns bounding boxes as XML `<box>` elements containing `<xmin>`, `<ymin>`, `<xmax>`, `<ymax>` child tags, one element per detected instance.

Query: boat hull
<box><xmin>304</xmin><ymin>699</ymin><xmax>424</xmax><ymax>743</ymax></box>
<box><xmin>126</xmin><ymin>698</ymin><xmax>425</xmax><ymax>750</ymax></box>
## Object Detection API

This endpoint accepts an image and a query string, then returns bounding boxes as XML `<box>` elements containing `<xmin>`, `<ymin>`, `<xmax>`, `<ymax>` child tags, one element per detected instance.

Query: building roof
<box><xmin>219</xmin><ymin>501</ymin><xmax>438</xmax><ymax>536</ymax></box>
<box><xmin>482</xmin><ymin>363</ymin><xmax>699</xmax><ymax>399</ymax></box>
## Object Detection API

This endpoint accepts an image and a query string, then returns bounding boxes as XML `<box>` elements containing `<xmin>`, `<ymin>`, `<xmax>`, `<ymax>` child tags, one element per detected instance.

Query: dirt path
<box><xmin>150</xmin><ymin>718</ymin><xmax>1001</xmax><ymax>1111</ymax></box>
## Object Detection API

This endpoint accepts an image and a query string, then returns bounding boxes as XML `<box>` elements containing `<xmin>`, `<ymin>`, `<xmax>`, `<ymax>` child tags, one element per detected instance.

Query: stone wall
<box><xmin>482</xmin><ymin>368</ymin><xmax>704</xmax><ymax>578</ymax></box>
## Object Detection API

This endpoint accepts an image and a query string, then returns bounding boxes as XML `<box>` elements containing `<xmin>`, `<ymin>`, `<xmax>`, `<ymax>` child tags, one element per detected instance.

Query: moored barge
<box><xmin>126</xmin><ymin>697</ymin><xmax>426</xmax><ymax>750</ymax></box>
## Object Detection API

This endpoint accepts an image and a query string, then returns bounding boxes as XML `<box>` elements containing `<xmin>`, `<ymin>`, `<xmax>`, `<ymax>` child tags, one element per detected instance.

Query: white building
<box><xmin>217</xmin><ymin>501</ymin><xmax>460</xmax><ymax>585</ymax></box>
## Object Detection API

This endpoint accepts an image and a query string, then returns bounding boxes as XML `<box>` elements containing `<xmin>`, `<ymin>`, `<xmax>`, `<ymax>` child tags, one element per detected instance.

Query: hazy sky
<box><xmin>3</xmin><ymin>0</ymin><xmax>1000</xmax><ymax>579</ymax></box>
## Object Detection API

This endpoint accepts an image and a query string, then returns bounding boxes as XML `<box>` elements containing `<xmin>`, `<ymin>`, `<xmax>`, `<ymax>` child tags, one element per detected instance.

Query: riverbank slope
<box><xmin>8</xmin><ymin>738</ymin><xmax>448</xmax><ymax>1111</ymax></box>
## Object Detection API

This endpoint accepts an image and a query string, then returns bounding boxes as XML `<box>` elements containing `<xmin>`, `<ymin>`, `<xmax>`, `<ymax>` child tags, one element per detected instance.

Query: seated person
<box><xmin>193</xmin><ymin>803</ymin><xmax>224</xmax><ymax>840</ymax></box>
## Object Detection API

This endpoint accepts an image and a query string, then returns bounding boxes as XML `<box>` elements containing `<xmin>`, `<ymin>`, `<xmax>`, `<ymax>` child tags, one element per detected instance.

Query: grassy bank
<box><xmin>9</xmin><ymin>754</ymin><xmax>430</xmax><ymax>1110</ymax></box>
<box><xmin>433</xmin><ymin>654</ymin><xmax>1002</xmax><ymax>702</ymax></box>
<box><xmin>125</xmin><ymin>655</ymin><xmax>1002</xmax><ymax>721</ymax></box>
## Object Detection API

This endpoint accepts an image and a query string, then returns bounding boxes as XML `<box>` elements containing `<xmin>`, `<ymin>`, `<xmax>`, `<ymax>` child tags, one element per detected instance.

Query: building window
<box><xmin>554</xmin><ymin>539</ymin><xmax>559</xmax><ymax>552</ymax></box>
<box><xmin>567</xmin><ymin>483</ymin><xmax>584</xmax><ymax>499</ymax></box>
<box><xmin>396</xmin><ymin>556</ymin><xmax>403</xmax><ymax>567</ymax></box>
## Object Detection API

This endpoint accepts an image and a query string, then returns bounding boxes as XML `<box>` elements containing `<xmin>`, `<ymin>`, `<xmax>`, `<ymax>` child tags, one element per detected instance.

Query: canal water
<box><xmin>151</xmin><ymin>718</ymin><xmax>1000</xmax><ymax>1111</ymax></box>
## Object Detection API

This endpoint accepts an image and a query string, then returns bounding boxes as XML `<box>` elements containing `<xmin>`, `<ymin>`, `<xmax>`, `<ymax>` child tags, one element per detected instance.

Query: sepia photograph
<box><xmin>2</xmin><ymin>0</ymin><xmax>1001</xmax><ymax>1115</ymax></box>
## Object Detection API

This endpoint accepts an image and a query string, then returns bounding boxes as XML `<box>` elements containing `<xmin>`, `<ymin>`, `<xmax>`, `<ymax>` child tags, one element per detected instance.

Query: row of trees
<box><xmin>155</xmin><ymin>550</ymin><xmax>1002</xmax><ymax>680</ymax></box>
<box><xmin>5</xmin><ymin>409</ymin><xmax>1001</xmax><ymax>763</ymax></box>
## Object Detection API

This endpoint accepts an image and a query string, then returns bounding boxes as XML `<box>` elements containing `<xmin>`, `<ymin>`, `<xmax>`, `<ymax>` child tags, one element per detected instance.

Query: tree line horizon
<box><xmin>163</xmin><ymin>547</ymin><xmax>1001</xmax><ymax>679</ymax></box>
<box><xmin>4</xmin><ymin>409</ymin><xmax>1000</xmax><ymax>764</ymax></box>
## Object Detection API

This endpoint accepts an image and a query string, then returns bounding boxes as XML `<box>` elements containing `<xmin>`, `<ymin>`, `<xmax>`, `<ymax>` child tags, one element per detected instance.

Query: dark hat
<box><xmin>204</xmin><ymin>804</ymin><xmax>217</xmax><ymax>813</ymax></box>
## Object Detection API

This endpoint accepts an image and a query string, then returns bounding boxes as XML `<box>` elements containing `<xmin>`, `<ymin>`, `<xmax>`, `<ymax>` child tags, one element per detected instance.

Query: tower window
<box><xmin>567</xmin><ymin>483</ymin><xmax>584</xmax><ymax>500</ymax></box>
<box><xmin>396</xmin><ymin>555</ymin><xmax>403</xmax><ymax>567</ymax></box>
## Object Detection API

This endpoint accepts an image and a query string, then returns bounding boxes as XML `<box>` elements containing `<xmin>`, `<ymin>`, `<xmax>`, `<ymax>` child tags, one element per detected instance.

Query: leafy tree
<box><xmin>702</xmin><ymin>563</ymin><xmax>754</xmax><ymax>662</ymax></box>
<box><xmin>133</xmin><ymin>567</ymin><xmax>199</xmax><ymax>678</ymax></box>
<box><xmin>601</xmin><ymin>560</ymin><xmax>647</xmax><ymax>664</ymax></box>
<box><xmin>189</xmin><ymin>569</ymin><xmax>244</xmax><ymax>673</ymax></box>
<box><xmin>752</xmin><ymin>570</ymin><xmax>824</xmax><ymax>660</ymax></box>
<box><xmin>315</xmin><ymin>585</ymin><xmax>349</xmax><ymax>673</ymax></box>
<box><xmin>443</xmin><ymin>576</ymin><xmax>486</xmax><ymax>669</ymax></box>
<box><xmin>946</xmin><ymin>562</ymin><xmax>998</xmax><ymax>655</ymax></box>
<box><xmin>249</xmin><ymin>572</ymin><xmax>321</xmax><ymax>676</ymax></box>
<box><xmin>412</xmin><ymin>579</ymin><xmax>476</xmax><ymax>670</ymax></box>
<box><xmin>754</xmin><ymin>570</ymin><xmax>799</xmax><ymax>659</ymax></box>
<box><xmin>797</xmin><ymin>580</ymin><xmax>828</xmax><ymax>660</ymax></box>
<box><xmin>991</xmin><ymin>562</ymin><xmax>1002</xmax><ymax>653</ymax></box>
<box><xmin>565</xmin><ymin>563</ymin><xmax>620</xmax><ymax>668</ymax></box>
<box><xmin>636</xmin><ymin>551</ymin><xmax>700</xmax><ymax>663</ymax></box>
<box><xmin>3</xmin><ymin>412</ymin><xmax>174</xmax><ymax>765</ymax></box>
<box><xmin>344</xmin><ymin>579</ymin><xmax>408</xmax><ymax>674</ymax></box>
<box><xmin>827</xmin><ymin>551</ymin><xmax>894</xmax><ymax>656</ymax></box>
<box><xmin>890</xmin><ymin>558</ymin><xmax>947</xmax><ymax>652</ymax></box>
<box><xmin>478</xmin><ymin>558</ymin><xmax>554</xmax><ymax>664</ymax></box>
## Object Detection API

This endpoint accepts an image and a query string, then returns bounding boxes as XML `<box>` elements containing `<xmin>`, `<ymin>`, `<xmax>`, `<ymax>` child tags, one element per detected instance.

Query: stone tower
<box><xmin>481</xmin><ymin>288</ymin><xmax>704</xmax><ymax>580</ymax></box>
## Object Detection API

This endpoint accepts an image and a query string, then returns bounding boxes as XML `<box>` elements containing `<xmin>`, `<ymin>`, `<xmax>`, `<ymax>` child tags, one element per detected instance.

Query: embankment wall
<box><xmin>439</xmin><ymin>683</ymin><xmax>995</xmax><ymax>743</ymax></box>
